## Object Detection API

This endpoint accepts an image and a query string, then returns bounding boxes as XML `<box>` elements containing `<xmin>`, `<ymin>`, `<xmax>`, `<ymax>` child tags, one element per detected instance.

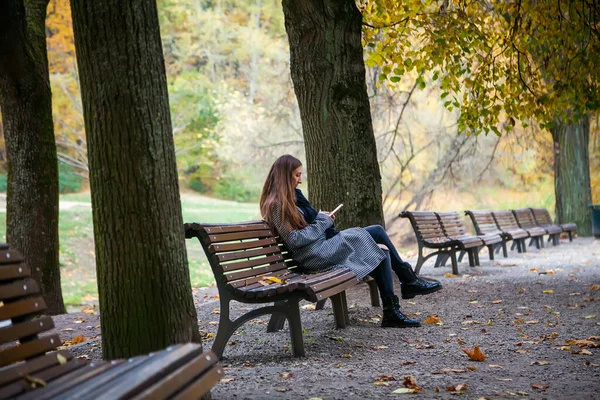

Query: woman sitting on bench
<box><xmin>260</xmin><ymin>154</ymin><xmax>442</xmax><ymax>328</ymax></box>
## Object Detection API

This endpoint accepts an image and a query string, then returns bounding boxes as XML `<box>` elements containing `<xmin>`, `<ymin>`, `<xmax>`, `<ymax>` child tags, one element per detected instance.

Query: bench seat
<box><xmin>530</xmin><ymin>208</ymin><xmax>577</xmax><ymax>242</ymax></box>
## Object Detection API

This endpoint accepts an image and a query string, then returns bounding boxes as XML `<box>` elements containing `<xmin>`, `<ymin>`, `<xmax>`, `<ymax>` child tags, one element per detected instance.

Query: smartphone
<box><xmin>330</xmin><ymin>203</ymin><xmax>344</xmax><ymax>217</ymax></box>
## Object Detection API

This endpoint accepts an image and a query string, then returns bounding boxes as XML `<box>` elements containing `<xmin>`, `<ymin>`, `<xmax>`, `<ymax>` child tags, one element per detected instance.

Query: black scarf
<box><xmin>295</xmin><ymin>189</ymin><xmax>339</xmax><ymax>239</ymax></box>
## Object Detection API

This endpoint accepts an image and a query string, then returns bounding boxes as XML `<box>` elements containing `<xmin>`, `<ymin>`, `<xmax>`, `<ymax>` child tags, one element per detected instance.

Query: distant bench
<box><xmin>0</xmin><ymin>245</ymin><xmax>223</xmax><ymax>399</ymax></box>
<box><xmin>185</xmin><ymin>221</ymin><xmax>362</xmax><ymax>359</ymax></box>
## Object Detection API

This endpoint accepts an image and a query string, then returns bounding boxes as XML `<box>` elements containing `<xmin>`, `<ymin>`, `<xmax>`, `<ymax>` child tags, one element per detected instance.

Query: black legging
<box><xmin>365</xmin><ymin>225</ymin><xmax>417</xmax><ymax>298</ymax></box>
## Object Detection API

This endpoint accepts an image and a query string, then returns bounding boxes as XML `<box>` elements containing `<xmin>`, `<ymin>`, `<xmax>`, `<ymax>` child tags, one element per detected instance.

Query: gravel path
<box><xmin>51</xmin><ymin>237</ymin><xmax>600</xmax><ymax>399</ymax></box>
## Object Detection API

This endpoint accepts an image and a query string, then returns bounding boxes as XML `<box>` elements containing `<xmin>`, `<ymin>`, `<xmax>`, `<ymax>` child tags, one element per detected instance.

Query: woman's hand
<box><xmin>319</xmin><ymin>210</ymin><xmax>335</xmax><ymax>220</ymax></box>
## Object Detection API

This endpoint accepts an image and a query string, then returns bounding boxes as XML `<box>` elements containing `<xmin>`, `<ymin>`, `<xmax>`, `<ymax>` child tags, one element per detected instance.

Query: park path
<box><xmin>52</xmin><ymin>236</ymin><xmax>600</xmax><ymax>399</ymax></box>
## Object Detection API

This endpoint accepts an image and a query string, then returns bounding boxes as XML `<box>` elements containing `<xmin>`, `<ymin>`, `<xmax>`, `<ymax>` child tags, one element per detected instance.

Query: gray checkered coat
<box><xmin>270</xmin><ymin>203</ymin><xmax>386</xmax><ymax>279</ymax></box>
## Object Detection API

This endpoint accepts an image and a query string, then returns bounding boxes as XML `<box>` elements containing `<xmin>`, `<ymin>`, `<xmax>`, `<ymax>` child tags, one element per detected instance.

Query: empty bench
<box><xmin>493</xmin><ymin>210</ymin><xmax>544</xmax><ymax>251</ymax></box>
<box><xmin>530</xmin><ymin>208</ymin><xmax>577</xmax><ymax>242</ymax></box>
<box><xmin>512</xmin><ymin>208</ymin><xmax>561</xmax><ymax>246</ymax></box>
<box><xmin>399</xmin><ymin>211</ymin><xmax>482</xmax><ymax>275</ymax></box>
<box><xmin>0</xmin><ymin>245</ymin><xmax>223</xmax><ymax>399</ymax></box>
<box><xmin>184</xmin><ymin>221</ymin><xmax>361</xmax><ymax>359</ymax></box>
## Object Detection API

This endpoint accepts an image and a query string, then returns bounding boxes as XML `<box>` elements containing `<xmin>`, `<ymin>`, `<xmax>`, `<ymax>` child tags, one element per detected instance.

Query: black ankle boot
<box><xmin>381</xmin><ymin>295</ymin><xmax>421</xmax><ymax>328</ymax></box>
<box><xmin>401</xmin><ymin>278</ymin><xmax>443</xmax><ymax>299</ymax></box>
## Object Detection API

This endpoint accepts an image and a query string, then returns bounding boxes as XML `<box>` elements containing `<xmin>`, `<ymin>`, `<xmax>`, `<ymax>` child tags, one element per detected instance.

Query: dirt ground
<box><xmin>50</xmin><ymin>236</ymin><xmax>600</xmax><ymax>399</ymax></box>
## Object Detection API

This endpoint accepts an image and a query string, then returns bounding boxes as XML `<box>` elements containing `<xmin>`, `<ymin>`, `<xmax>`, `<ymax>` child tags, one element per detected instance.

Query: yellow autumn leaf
<box><xmin>424</xmin><ymin>315</ymin><xmax>441</xmax><ymax>324</ymax></box>
<box><xmin>57</xmin><ymin>354</ymin><xmax>67</xmax><ymax>365</ymax></box>
<box><xmin>263</xmin><ymin>276</ymin><xmax>283</xmax><ymax>284</ymax></box>
<box><xmin>542</xmin><ymin>289</ymin><xmax>554</xmax><ymax>294</ymax></box>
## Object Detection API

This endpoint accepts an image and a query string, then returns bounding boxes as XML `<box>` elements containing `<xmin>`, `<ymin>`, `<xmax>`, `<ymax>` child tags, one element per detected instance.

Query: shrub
<box><xmin>59</xmin><ymin>163</ymin><xmax>84</xmax><ymax>194</ymax></box>
<box><xmin>0</xmin><ymin>174</ymin><xmax>6</xmax><ymax>192</ymax></box>
<box><xmin>213</xmin><ymin>177</ymin><xmax>259</xmax><ymax>202</ymax></box>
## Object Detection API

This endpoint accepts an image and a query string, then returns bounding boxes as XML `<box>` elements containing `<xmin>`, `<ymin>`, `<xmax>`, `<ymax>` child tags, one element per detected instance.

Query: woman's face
<box><xmin>292</xmin><ymin>166</ymin><xmax>303</xmax><ymax>188</ymax></box>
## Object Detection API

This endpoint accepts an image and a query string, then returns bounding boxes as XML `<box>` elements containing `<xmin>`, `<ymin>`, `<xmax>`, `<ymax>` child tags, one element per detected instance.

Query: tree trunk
<box><xmin>0</xmin><ymin>0</ymin><xmax>65</xmax><ymax>315</ymax></box>
<box><xmin>69</xmin><ymin>0</ymin><xmax>202</xmax><ymax>359</ymax></box>
<box><xmin>282</xmin><ymin>0</ymin><xmax>384</xmax><ymax>229</ymax></box>
<box><xmin>551</xmin><ymin>115</ymin><xmax>593</xmax><ymax>236</ymax></box>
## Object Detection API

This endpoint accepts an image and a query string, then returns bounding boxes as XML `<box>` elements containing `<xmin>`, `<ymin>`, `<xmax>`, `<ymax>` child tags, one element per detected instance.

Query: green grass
<box><xmin>0</xmin><ymin>191</ymin><xmax>260</xmax><ymax>308</ymax></box>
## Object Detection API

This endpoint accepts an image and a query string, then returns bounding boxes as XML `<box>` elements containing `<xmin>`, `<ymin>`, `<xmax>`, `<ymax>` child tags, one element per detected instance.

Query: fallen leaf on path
<box><xmin>590</xmin><ymin>285</ymin><xmax>600</xmax><ymax>291</ymax></box>
<box><xmin>221</xmin><ymin>378</ymin><xmax>236</xmax><ymax>383</ymax></box>
<box><xmin>415</xmin><ymin>344</ymin><xmax>435</xmax><ymax>349</ymax></box>
<box><xmin>516</xmin><ymin>350</ymin><xmax>529</xmax><ymax>354</ymax></box>
<box><xmin>407</xmin><ymin>301</ymin><xmax>416</xmax><ymax>305</ymax></box>
<box><xmin>571</xmin><ymin>349</ymin><xmax>593</xmax><ymax>355</ymax></box>
<box><xmin>531</xmin><ymin>384</ymin><xmax>549</xmax><ymax>391</ymax></box>
<box><xmin>275</xmin><ymin>388</ymin><xmax>289</xmax><ymax>392</ymax></box>
<box><xmin>374</xmin><ymin>381</ymin><xmax>390</xmax><ymax>386</ymax></box>
<box><xmin>301</xmin><ymin>304</ymin><xmax>315</xmax><ymax>310</ymax></box>
<box><xmin>342</xmin><ymin>353</ymin><xmax>352</xmax><ymax>358</ymax></box>
<box><xmin>525</xmin><ymin>320</ymin><xmax>540</xmax><ymax>324</ymax></box>
<box><xmin>65</xmin><ymin>335</ymin><xmax>86</xmax><ymax>346</ymax></box>
<box><xmin>461</xmin><ymin>345</ymin><xmax>486</xmax><ymax>361</ymax></box>
<box><xmin>375</xmin><ymin>375</ymin><xmax>396</xmax><ymax>381</ymax></box>
<box><xmin>424</xmin><ymin>315</ymin><xmax>441</xmax><ymax>324</ymax></box>
<box><xmin>542</xmin><ymin>289</ymin><xmax>554</xmax><ymax>294</ymax></box>
<box><xmin>492</xmin><ymin>300</ymin><xmax>503</xmax><ymax>304</ymax></box>
<box><xmin>488</xmin><ymin>364</ymin><xmax>503</xmax><ymax>369</ymax></box>
<box><xmin>495</xmin><ymin>378</ymin><xmax>513</xmax><ymax>381</ymax></box>
<box><xmin>73</xmin><ymin>319</ymin><xmax>84</xmax><ymax>324</ymax></box>
<box><xmin>584</xmin><ymin>315</ymin><xmax>597</xmax><ymax>319</ymax></box>
<box><xmin>61</xmin><ymin>328</ymin><xmax>74</xmax><ymax>332</ymax></box>
<box><xmin>531</xmin><ymin>361</ymin><xmax>551</xmax><ymax>365</ymax></box>
<box><xmin>81</xmin><ymin>306</ymin><xmax>96</xmax><ymax>315</ymax></box>
<box><xmin>403</xmin><ymin>375</ymin><xmax>422</xmax><ymax>392</ymax></box>
<box><xmin>328</xmin><ymin>336</ymin><xmax>344</xmax><ymax>342</ymax></box>
<box><xmin>400</xmin><ymin>361</ymin><xmax>417</xmax><ymax>366</ymax></box>
<box><xmin>530</xmin><ymin>268</ymin><xmax>539</xmax><ymax>273</ymax></box>
<box><xmin>392</xmin><ymin>388</ymin><xmax>416</xmax><ymax>394</ymax></box>
<box><xmin>446</xmin><ymin>384</ymin><xmax>467</xmax><ymax>392</ymax></box>
<box><xmin>280</xmin><ymin>372</ymin><xmax>293</xmax><ymax>378</ymax></box>
<box><xmin>566</xmin><ymin>339</ymin><xmax>599</xmax><ymax>348</ymax></box>
<box><xmin>432</xmin><ymin>368</ymin><xmax>468</xmax><ymax>374</ymax></box>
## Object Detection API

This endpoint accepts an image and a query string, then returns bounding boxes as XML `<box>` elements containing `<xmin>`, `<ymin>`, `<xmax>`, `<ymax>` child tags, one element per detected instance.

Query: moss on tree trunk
<box><xmin>551</xmin><ymin>115</ymin><xmax>593</xmax><ymax>236</ymax></box>
<box><xmin>69</xmin><ymin>0</ymin><xmax>202</xmax><ymax>359</ymax></box>
<box><xmin>282</xmin><ymin>0</ymin><xmax>384</xmax><ymax>229</ymax></box>
<box><xmin>0</xmin><ymin>0</ymin><xmax>65</xmax><ymax>315</ymax></box>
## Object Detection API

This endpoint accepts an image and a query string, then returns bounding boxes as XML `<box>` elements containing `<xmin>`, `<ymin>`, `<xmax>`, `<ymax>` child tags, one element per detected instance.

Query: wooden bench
<box><xmin>464</xmin><ymin>210</ymin><xmax>509</xmax><ymax>258</ymax></box>
<box><xmin>399</xmin><ymin>211</ymin><xmax>479</xmax><ymax>275</ymax></box>
<box><xmin>530</xmin><ymin>208</ymin><xmax>577</xmax><ymax>242</ymax></box>
<box><xmin>490</xmin><ymin>210</ymin><xmax>534</xmax><ymax>252</ymax></box>
<box><xmin>436</xmin><ymin>211</ymin><xmax>504</xmax><ymax>262</ymax></box>
<box><xmin>513</xmin><ymin>208</ymin><xmax>562</xmax><ymax>246</ymax></box>
<box><xmin>184</xmin><ymin>221</ymin><xmax>360</xmax><ymax>359</ymax></box>
<box><xmin>506</xmin><ymin>209</ymin><xmax>547</xmax><ymax>249</ymax></box>
<box><xmin>0</xmin><ymin>244</ymin><xmax>223</xmax><ymax>399</ymax></box>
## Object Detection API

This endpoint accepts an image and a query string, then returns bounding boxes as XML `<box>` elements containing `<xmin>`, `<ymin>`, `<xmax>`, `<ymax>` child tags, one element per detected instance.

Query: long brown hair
<box><xmin>260</xmin><ymin>155</ymin><xmax>307</xmax><ymax>230</ymax></box>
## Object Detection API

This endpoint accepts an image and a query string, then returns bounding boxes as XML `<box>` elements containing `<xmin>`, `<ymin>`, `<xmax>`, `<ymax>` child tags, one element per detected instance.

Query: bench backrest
<box><xmin>492</xmin><ymin>210</ymin><xmax>520</xmax><ymax>231</ymax></box>
<box><xmin>184</xmin><ymin>221</ymin><xmax>294</xmax><ymax>290</ymax></box>
<box><xmin>530</xmin><ymin>208</ymin><xmax>553</xmax><ymax>225</ymax></box>
<box><xmin>464</xmin><ymin>210</ymin><xmax>501</xmax><ymax>235</ymax></box>
<box><xmin>399</xmin><ymin>211</ymin><xmax>447</xmax><ymax>244</ymax></box>
<box><xmin>0</xmin><ymin>244</ymin><xmax>63</xmax><ymax>368</ymax></box>
<box><xmin>512</xmin><ymin>208</ymin><xmax>537</xmax><ymax>228</ymax></box>
<box><xmin>436</xmin><ymin>211</ymin><xmax>468</xmax><ymax>237</ymax></box>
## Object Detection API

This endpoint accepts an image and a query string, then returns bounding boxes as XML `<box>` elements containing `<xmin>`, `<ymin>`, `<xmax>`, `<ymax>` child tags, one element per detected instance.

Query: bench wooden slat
<box><xmin>206</xmin><ymin>229</ymin><xmax>273</xmax><ymax>244</ymax></box>
<box><xmin>0</xmin><ymin>263</ymin><xmax>30</xmax><ymax>281</ymax></box>
<box><xmin>170</xmin><ymin>364</ymin><xmax>224</xmax><ymax>400</ymax></box>
<box><xmin>217</xmin><ymin>245</ymin><xmax>281</xmax><ymax>262</ymax></box>
<box><xmin>227</xmin><ymin>268</ymin><xmax>292</xmax><ymax>289</ymax></box>
<box><xmin>221</xmin><ymin>253</ymin><xmax>284</xmax><ymax>272</ymax></box>
<box><xmin>308</xmin><ymin>276</ymin><xmax>360</xmax><ymax>302</ymax></box>
<box><xmin>303</xmin><ymin>271</ymin><xmax>357</xmax><ymax>294</ymax></box>
<box><xmin>5</xmin><ymin>358</ymin><xmax>90</xmax><ymax>400</ymax></box>
<box><xmin>0</xmin><ymin>278</ymin><xmax>40</xmax><ymax>301</ymax></box>
<box><xmin>0</xmin><ymin>349</ymin><xmax>72</xmax><ymax>387</ymax></box>
<box><xmin>89</xmin><ymin>344</ymin><xmax>204</xmax><ymax>400</ymax></box>
<box><xmin>0</xmin><ymin>334</ymin><xmax>61</xmax><ymax>368</ymax></box>
<box><xmin>0</xmin><ymin>296</ymin><xmax>47</xmax><ymax>320</ymax></box>
<box><xmin>189</xmin><ymin>222</ymin><xmax>268</xmax><ymax>235</ymax></box>
<box><xmin>224</xmin><ymin>261</ymin><xmax>288</xmax><ymax>282</ymax></box>
<box><xmin>0</xmin><ymin>249</ymin><xmax>24</xmax><ymax>265</ymax></box>
<box><xmin>208</xmin><ymin>237</ymin><xmax>277</xmax><ymax>253</ymax></box>
<box><xmin>132</xmin><ymin>350</ymin><xmax>220</xmax><ymax>400</ymax></box>
<box><xmin>0</xmin><ymin>316</ymin><xmax>54</xmax><ymax>344</ymax></box>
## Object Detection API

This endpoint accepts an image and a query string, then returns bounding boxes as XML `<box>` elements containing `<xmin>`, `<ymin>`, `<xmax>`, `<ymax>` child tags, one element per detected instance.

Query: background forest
<box><xmin>0</xmin><ymin>0</ymin><xmax>598</xmax><ymax>308</ymax></box>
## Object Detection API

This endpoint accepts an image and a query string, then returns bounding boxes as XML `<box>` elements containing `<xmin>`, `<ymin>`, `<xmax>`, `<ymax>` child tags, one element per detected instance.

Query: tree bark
<box><xmin>282</xmin><ymin>0</ymin><xmax>384</xmax><ymax>229</ymax></box>
<box><xmin>551</xmin><ymin>115</ymin><xmax>593</xmax><ymax>236</ymax></box>
<box><xmin>69</xmin><ymin>0</ymin><xmax>202</xmax><ymax>359</ymax></box>
<box><xmin>0</xmin><ymin>0</ymin><xmax>65</xmax><ymax>314</ymax></box>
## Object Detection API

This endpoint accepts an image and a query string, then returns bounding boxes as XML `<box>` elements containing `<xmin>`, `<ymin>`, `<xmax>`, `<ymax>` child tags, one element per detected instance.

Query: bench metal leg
<box><xmin>267</xmin><ymin>301</ymin><xmax>287</xmax><ymax>332</ymax></box>
<box><xmin>366</xmin><ymin>278</ymin><xmax>381</xmax><ymax>307</ymax></box>
<box><xmin>415</xmin><ymin>246</ymin><xmax>425</xmax><ymax>275</ymax></box>
<box><xmin>521</xmin><ymin>239</ymin><xmax>527</xmax><ymax>252</ymax></box>
<box><xmin>568</xmin><ymin>231</ymin><xmax>573</xmax><ymax>241</ymax></box>
<box><xmin>458</xmin><ymin>250</ymin><xmax>466</xmax><ymax>263</ymax></box>
<box><xmin>539</xmin><ymin>236</ymin><xmax>544</xmax><ymax>248</ymax></box>
<box><xmin>473</xmin><ymin>249</ymin><xmax>480</xmax><ymax>266</ymax></box>
<box><xmin>502</xmin><ymin>241</ymin><xmax>508</xmax><ymax>257</ymax></box>
<box><xmin>314</xmin><ymin>300</ymin><xmax>326</xmax><ymax>310</ymax></box>
<box><xmin>450</xmin><ymin>251</ymin><xmax>459</xmax><ymax>275</ymax></box>
<box><xmin>286</xmin><ymin>300</ymin><xmax>305</xmax><ymax>357</ymax></box>
<box><xmin>467</xmin><ymin>249</ymin><xmax>475</xmax><ymax>267</ymax></box>
<box><xmin>487</xmin><ymin>245</ymin><xmax>495</xmax><ymax>261</ymax></box>
<box><xmin>330</xmin><ymin>293</ymin><xmax>348</xmax><ymax>329</ymax></box>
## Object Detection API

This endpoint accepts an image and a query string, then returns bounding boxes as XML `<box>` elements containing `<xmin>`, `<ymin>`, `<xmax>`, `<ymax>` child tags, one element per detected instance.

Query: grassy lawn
<box><xmin>0</xmin><ymin>191</ymin><xmax>260</xmax><ymax>310</ymax></box>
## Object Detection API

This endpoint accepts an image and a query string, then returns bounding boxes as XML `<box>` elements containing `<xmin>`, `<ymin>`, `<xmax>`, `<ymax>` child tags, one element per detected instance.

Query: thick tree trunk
<box><xmin>0</xmin><ymin>0</ymin><xmax>65</xmax><ymax>314</ymax></box>
<box><xmin>282</xmin><ymin>0</ymin><xmax>384</xmax><ymax>229</ymax></box>
<box><xmin>69</xmin><ymin>0</ymin><xmax>202</xmax><ymax>359</ymax></box>
<box><xmin>551</xmin><ymin>115</ymin><xmax>593</xmax><ymax>236</ymax></box>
